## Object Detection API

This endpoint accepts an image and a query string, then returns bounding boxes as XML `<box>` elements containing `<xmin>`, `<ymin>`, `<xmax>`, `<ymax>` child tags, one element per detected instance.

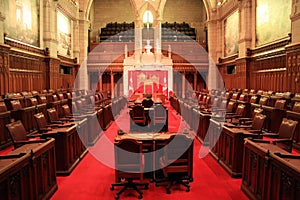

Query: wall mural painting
<box><xmin>224</xmin><ymin>11</ymin><xmax>239</xmax><ymax>57</ymax></box>
<box><xmin>3</xmin><ymin>0</ymin><xmax>40</xmax><ymax>46</ymax></box>
<box><xmin>57</xmin><ymin>11</ymin><xmax>72</xmax><ymax>56</ymax></box>
<box><xmin>256</xmin><ymin>0</ymin><xmax>291</xmax><ymax>46</ymax></box>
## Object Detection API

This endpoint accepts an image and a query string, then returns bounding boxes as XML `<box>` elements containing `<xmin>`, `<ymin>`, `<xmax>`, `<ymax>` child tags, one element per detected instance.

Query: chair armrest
<box><xmin>50</xmin><ymin>121</ymin><xmax>64</xmax><ymax>124</ymax></box>
<box><xmin>238</xmin><ymin>117</ymin><xmax>252</xmax><ymax>122</ymax></box>
<box><xmin>251</xmin><ymin>139</ymin><xmax>271</xmax><ymax>143</ymax></box>
<box><xmin>272</xmin><ymin>138</ymin><xmax>292</xmax><ymax>144</ymax></box>
<box><xmin>15</xmin><ymin>139</ymin><xmax>47</xmax><ymax>145</ymax></box>
<box><xmin>27</xmin><ymin>133</ymin><xmax>42</xmax><ymax>138</ymax></box>
<box><xmin>262</xmin><ymin>132</ymin><xmax>279</xmax><ymax>138</ymax></box>
<box><xmin>248</xmin><ymin>129</ymin><xmax>262</xmax><ymax>134</ymax></box>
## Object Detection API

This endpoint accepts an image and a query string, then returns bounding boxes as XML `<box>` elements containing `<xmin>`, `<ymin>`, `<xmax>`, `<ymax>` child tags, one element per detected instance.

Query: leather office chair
<box><xmin>6</xmin><ymin>120</ymin><xmax>44</xmax><ymax>149</ymax></box>
<box><xmin>157</xmin><ymin>134</ymin><xmax>193</xmax><ymax>194</ymax></box>
<box><xmin>274</xmin><ymin>99</ymin><xmax>286</xmax><ymax>110</ymax></box>
<box><xmin>131</xmin><ymin>105</ymin><xmax>147</xmax><ymax>126</ymax></box>
<box><xmin>152</xmin><ymin>105</ymin><xmax>167</xmax><ymax>132</ymax></box>
<box><xmin>292</xmin><ymin>101</ymin><xmax>300</xmax><ymax>113</ymax></box>
<box><xmin>110</xmin><ymin>139</ymin><xmax>149</xmax><ymax>200</ymax></box>
<box><xmin>142</xmin><ymin>98</ymin><xmax>153</xmax><ymax>108</ymax></box>
<box><xmin>225</xmin><ymin>114</ymin><xmax>266</xmax><ymax>135</ymax></box>
<box><xmin>262</xmin><ymin>118</ymin><xmax>298</xmax><ymax>152</ymax></box>
<box><xmin>225</xmin><ymin>104</ymin><xmax>247</xmax><ymax>123</ymax></box>
<box><xmin>34</xmin><ymin>112</ymin><xmax>60</xmax><ymax>133</ymax></box>
<box><xmin>238</xmin><ymin>107</ymin><xmax>264</xmax><ymax>125</ymax></box>
<box><xmin>47</xmin><ymin>108</ymin><xmax>73</xmax><ymax>124</ymax></box>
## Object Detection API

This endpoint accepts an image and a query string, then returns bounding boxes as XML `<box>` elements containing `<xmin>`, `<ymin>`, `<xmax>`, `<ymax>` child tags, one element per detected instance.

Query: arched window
<box><xmin>143</xmin><ymin>10</ymin><xmax>153</xmax><ymax>25</ymax></box>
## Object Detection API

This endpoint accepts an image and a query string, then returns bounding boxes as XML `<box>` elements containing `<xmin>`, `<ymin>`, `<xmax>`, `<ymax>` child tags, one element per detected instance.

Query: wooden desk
<box><xmin>209</xmin><ymin>119</ymin><xmax>261</xmax><ymax>177</ymax></box>
<box><xmin>115</xmin><ymin>133</ymin><xmax>193</xmax><ymax>181</ymax></box>
<box><xmin>242</xmin><ymin>139</ymin><xmax>300</xmax><ymax>200</ymax></box>
<box><xmin>0</xmin><ymin>138</ymin><xmax>57</xmax><ymax>200</ymax></box>
<box><xmin>41</xmin><ymin>121</ymin><xmax>88</xmax><ymax>175</ymax></box>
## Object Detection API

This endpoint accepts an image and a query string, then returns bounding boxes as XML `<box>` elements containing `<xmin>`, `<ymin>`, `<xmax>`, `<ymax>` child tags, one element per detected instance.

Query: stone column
<box><xmin>134</xmin><ymin>19</ymin><xmax>143</xmax><ymax>63</ymax></box>
<box><xmin>77</xmin><ymin>18</ymin><xmax>89</xmax><ymax>90</ymax></box>
<box><xmin>43</xmin><ymin>0</ymin><xmax>58</xmax><ymax>58</ymax></box>
<box><xmin>291</xmin><ymin>0</ymin><xmax>300</xmax><ymax>43</ymax></box>
<box><xmin>238</xmin><ymin>0</ymin><xmax>252</xmax><ymax>57</ymax></box>
<box><xmin>207</xmin><ymin>18</ymin><xmax>218</xmax><ymax>90</ymax></box>
<box><xmin>0</xmin><ymin>9</ymin><xmax>5</xmax><ymax>44</ymax></box>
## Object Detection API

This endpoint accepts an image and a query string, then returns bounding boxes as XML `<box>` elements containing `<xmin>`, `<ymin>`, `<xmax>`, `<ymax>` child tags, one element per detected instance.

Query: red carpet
<box><xmin>51</xmin><ymin>101</ymin><xmax>249</xmax><ymax>200</ymax></box>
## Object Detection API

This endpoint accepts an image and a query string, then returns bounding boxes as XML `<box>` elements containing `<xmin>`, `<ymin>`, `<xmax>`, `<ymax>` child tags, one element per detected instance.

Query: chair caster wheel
<box><xmin>115</xmin><ymin>195</ymin><xmax>119</xmax><ymax>200</ymax></box>
<box><xmin>166</xmin><ymin>189</ymin><xmax>171</xmax><ymax>194</ymax></box>
<box><xmin>138</xmin><ymin>194</ymin><xmax>143</xmax><ymax>199</ymax></box>
<box><xmin>110</xmin><ymin>186</ymin><xmax>114</xmax><ymax>190</ymax></box>
<box><xmin>145</xmin><ymin>185</ymin><xmax>148</xmax><ymax>189</ymax></box>
<box><xmin>186</xmin><ymin>188</ymin><xmax>190</xmax><ymax>192</ymax></box>
<box><xmin>155</xmin><ymin>183</ymin><xmax>159</xmax><ymax>187</ymax></box>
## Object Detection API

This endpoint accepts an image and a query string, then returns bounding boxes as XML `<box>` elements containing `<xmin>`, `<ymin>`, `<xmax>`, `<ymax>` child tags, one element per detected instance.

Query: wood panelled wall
<box><xmin>0</xmin><ymin>40</ymin><xmax>78</xmax><ymax>94</ymax></box>
<box><xmin>218</xmin><ymin>41</ymin><xmax>300</xmax><ymax>93</ymax></box>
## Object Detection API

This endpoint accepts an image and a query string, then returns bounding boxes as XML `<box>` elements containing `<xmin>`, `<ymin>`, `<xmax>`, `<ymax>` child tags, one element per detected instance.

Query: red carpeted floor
<box><xmin>51</xmin><ymin>101</ymin><xmax>249</xmax><ymax>200</ymax></box>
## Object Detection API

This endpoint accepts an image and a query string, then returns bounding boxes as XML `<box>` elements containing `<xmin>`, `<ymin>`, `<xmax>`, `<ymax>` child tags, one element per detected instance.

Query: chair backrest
<box><xmin>0</xmin><ymin>102</ymin><xmax>7</xmax><ymax>112</ymax></box>
<box><xmin>132</xmin><ymin>105</ymin><xmax>145</xmax><ymax>118</ymax></box>
<box><xmin>251</xmin><ymin>114</ymin><xmax>266</xmax><ymax>130</ymax></box>
<box><xmin>235</xmin><ymin>104</ymin><xmax>246</xmax><ymax>116</ymax></box>
<box><xmin>154</xmin><ymin>105</ymin><xmax>166</xmax><ymax>119</ymax></box>
<box><xmin>6</xmin><ymin>120</ymin><xmax>27</xmax><ymax>148</ymax></box>
<box><xmin>274</xmin><ymin>99</ymin><xmax>286</xmax><ymax>110</ymax></box>
<box><xmin>163</xmin><ymin>134</ymin><xmax>193</xmax><ymax>176</ymax></box>
<box><xmin>227</xmin><ymin>101</ymin><xmax>236</xmax><ymax>113</ymax></box>
<box><xmin>249</xmin><ymin>95</ymin><xmax>259</xmax><ymax>104</ymax></box>
<box><xmin>142</xmin><ymin>98</ymin><xmax>154</xmax><ymax>108</ymax></box>
<box><xmin>292</xmin><ymin>102</ymin><xmax>300</xmax><ymax>113</ymax></box>
<box><xmin>34</xmin><ymin>112</ymin><xmax>48</xmax><ymax>130</ymax></box>
<box><xmin>259</xmin><ymin>97</ymin><xmax>268</xmax><ymax>106</ymax></box>
<box><xmin>114</xmin><ymin>139</ymin><xmax>143</xmax><ymax>179</ymax></box>
<box><xmin>62</xmin><ymin>104</ymin><xmax>72</xmax><ymax>116</ymax></box>
<box><xmin>47</xmin><ymin>108</ymin><xmax>59</xmax><ymax>122</ymax></box>
<box><xmin>278</xmin><ymin>118</ymin><xmax>298</xmax><ymax>139</ymax></box>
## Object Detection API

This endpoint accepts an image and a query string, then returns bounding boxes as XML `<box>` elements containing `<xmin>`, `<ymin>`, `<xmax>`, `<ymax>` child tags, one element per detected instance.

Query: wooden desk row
<box><xmin>170</xmin><ymin>96</ymin><xmax>300</xmax><ymax>152</ymax></box>
<box><xmin>0</xmin><ymin>138</ymin><xmax>57</xmax><ymax>200</ymax></box>
<box><xmin>242</xmin><ymin>139</ymin><xmax>300</xmax><ymax>200</ymax></box>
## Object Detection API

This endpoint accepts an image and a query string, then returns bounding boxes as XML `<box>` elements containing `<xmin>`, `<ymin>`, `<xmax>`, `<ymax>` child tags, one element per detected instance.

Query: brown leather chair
<box><xmin>292</xmin><ymin>101</ymin><xmax>300</xmax><ymax>113</ymax></box>
<box><xmin>263</xmin><ymin>118</ymin><xmax>298</xmax><ymax>152</ymax></box>
<box><xmin>274</xmin><ymin>99</ymin><xmax>286</xmax><ymax>110</ymax></box>
<box><xmin>226</xmin><ymin>104</ymin><xmax>247</xmax><ymax>122</ymax></box>
<box><xmin>131</xmin><ymin>105</ymin><xmax>147</xmax><ymax>126</ymax></box>
<box><xmin>110</xmin><ymin>139</ymin><xmax>149</xmax><ymax>199</ymax></box>
<box><xmin>6</xmin><ymin>120</ymin><xmax>44</xmax><ymax>149</ymax></box>
<box><xmin>156</xmin><ymin>134</ymin><xmax>193</xmax><ymax>194</ymax></box>
<box><xmin>225</xmin><ymin>114</ymin><xmax>266</xmax><ymax>135</ymax></box>
<box><xmin>47</xmin><ymin>108</ymin><xmax>73</xmax><ymax>124</ymax></box>
<box><xmin>142</xmin><ymin>98</ymin><xmax>154</xmax><ymax>108</ymax></box>
<box><xmin>152</xmin><ymin>105</ymin><xmax>167</xmax><ymax>132</ymax></box>
<box><xmin>34</xmin><ymin>112</ymin><xmax>59</xmax><ymax>132</ymax></box>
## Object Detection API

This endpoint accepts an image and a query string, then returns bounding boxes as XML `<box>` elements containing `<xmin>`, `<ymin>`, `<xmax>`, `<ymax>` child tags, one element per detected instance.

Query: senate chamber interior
<box><xmin>0</xmin><ymin>0</ymin><xmax>300</xmax><ymax>200</ymax></box>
